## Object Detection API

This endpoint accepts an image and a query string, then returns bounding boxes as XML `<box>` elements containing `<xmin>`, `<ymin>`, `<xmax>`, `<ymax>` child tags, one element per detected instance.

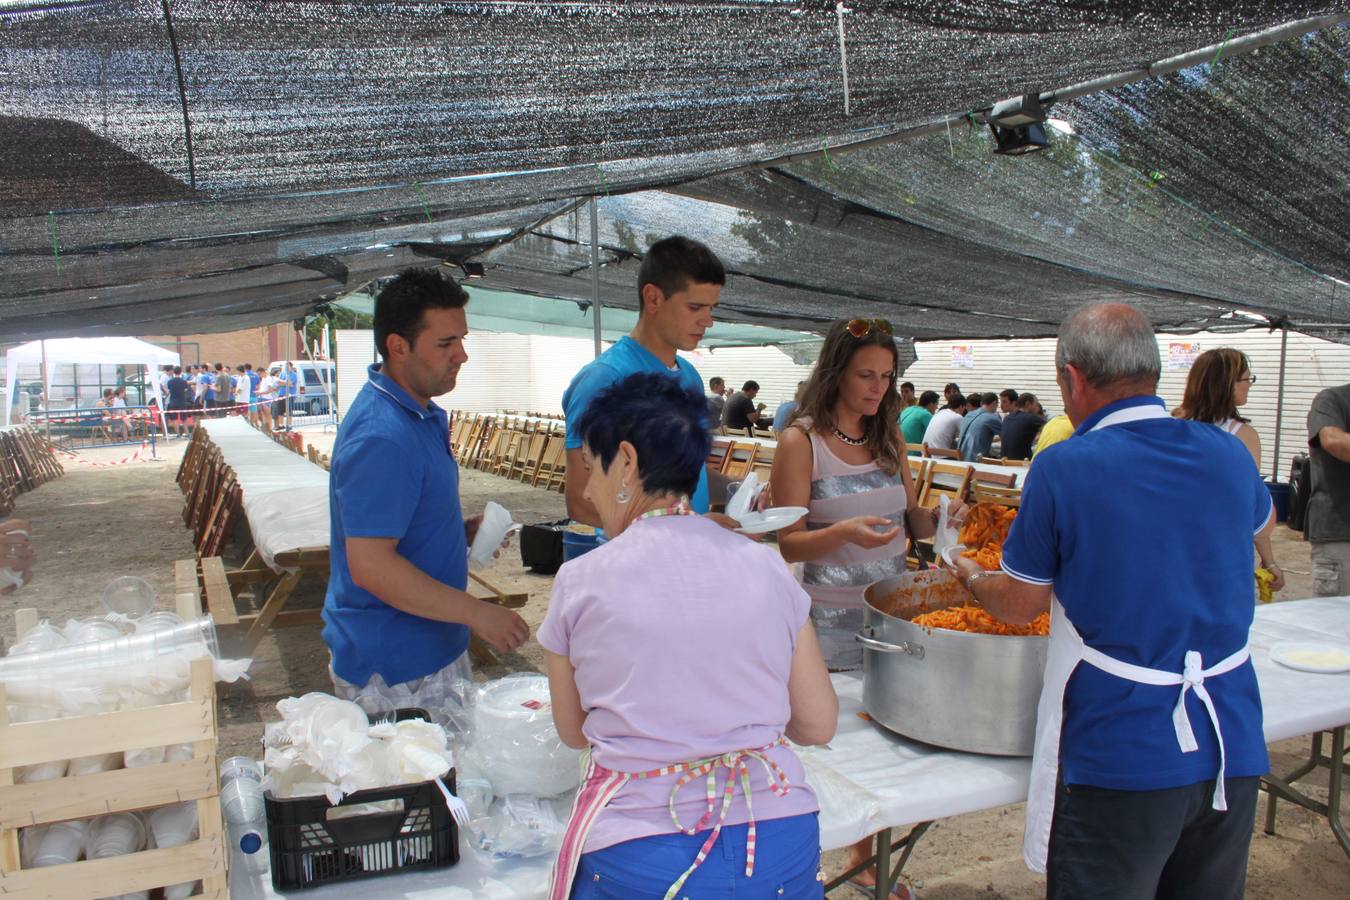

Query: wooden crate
<box><xmin>0</xmin><ymin>625</ymin><xmax>228</xmax><ymax>898</ymax></box>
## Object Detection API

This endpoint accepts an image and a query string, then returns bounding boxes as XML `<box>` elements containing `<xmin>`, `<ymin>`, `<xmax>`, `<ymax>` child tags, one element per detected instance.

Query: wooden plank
<box><xmin>0</xmin><ymin>755</ymin><xmax>216</xmax><ymax>829</ymax></box>
<box><xmin>468</xmin><ymin>635</ymin><xmax>499</xmax><ymax>668</ymax></box>
<box><xmin>235</xmin><ymin>608</ymin><xmax>323</xmax><ymax>630</ymax></box>
<box><xmin>0</xmin><ymin>838</ymin><xmax>224</xmax><ymax>900</ymax></box>
<box><xmin>0</xmin><ymin>680</ymin><xmax>19</xmax><ymax>874</ymax></box>
<box><xmin>0</xmin><ymin>698</ymin><xmax>213</xmax><ymax>769</ymax></box>
<box><xmin>271</xmin><ymin>546</ymin><xmax>331</xmax><ymax>569</ymax></box>
<box><xmin>199</xmin><ymin>557</ymin><xmax>239</xmax><ymax>627</ymax></box>
<box><xmin>467</xmin><ymin>571</ymin><xmax>527</xmax><ymax>609</ymax></box>
<box><xmin>241</xmin><ymin>570</ymin><xmax>301</xmax><ymax>653</ymax></box>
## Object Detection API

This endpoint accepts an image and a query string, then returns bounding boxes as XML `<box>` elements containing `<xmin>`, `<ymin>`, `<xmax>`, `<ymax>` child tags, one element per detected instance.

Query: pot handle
<box><xmin>855</xmin><ymin>627</ymin><xmax>924</xmax><ymax>659</ymax></box>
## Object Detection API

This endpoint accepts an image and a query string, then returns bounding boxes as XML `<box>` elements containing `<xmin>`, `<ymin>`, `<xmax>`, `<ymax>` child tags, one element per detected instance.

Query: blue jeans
<box><xmin>571</xmin><ymin>812</ymin><xmax>822</xmax><ymax>899</ymax></box>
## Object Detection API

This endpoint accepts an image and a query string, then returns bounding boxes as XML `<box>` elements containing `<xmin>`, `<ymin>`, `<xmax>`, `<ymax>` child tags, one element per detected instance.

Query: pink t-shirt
<box><xmin>537</xmin><ymin>514</ymin><xmax>818</xmax><ymax>853</ymax></box>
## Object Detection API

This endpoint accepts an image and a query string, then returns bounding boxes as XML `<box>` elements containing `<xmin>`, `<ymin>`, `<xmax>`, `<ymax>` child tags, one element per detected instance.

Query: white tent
<box><xmin>3</xmin><ymin>337</ymin><xmax>181</xmax><ymax>428</ymax></box>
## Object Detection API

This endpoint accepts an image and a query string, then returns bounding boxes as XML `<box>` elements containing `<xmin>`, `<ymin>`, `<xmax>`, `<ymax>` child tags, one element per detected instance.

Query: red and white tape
<box><xmin>47</xmin><ymin>441</ymin><xmax>149</xmax><ymax>468</ymax></box>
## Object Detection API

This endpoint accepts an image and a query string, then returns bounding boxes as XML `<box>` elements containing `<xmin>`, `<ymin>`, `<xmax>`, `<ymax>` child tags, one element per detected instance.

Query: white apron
<box><xmin>1022</xmin><ymin>402</ymin><xmax>1252</xmax><ymax>873</ymax></box>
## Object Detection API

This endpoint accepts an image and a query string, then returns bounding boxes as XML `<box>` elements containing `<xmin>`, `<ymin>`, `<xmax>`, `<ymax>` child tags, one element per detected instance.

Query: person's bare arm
<box><xmin>948</xmin><ymin>555</ymin><xmax>1053</xmax><ymax>625</ymax></box>
<box><xmin>564</xmin><ymin>448</ymin><xmax>601</xmax><ymax>526</ymax></box>
<box><xmin>785</xmin><ymin>621</ymin><xmax>838</xmax><ymax>746</ymax></box>
<box><xmin>345</xmin><ymin>537</ymin><xmax>528</xmax><ymax>652</ymax></box>
<box><xmin>545</xmin><ymin>650</ymin><xmax>588</xmax><ymax>749</ymax></box>
<box><xmin>770</xmin><ymin>428</ymin><xmax>899</xmax><ymax>562</ymax></box>
<box><xmin>1236</xmin><ymin>423</ymin><xmax>1262</xmax><ymax>469</ymax></box>
<box><xmin>1318</xmin><ymin>424</ymin><xmax>1350</xmax><ymax>463</ymax></box>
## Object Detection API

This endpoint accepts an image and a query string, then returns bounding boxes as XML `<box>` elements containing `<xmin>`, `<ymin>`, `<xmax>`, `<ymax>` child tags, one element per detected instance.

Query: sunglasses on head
<box><xmin>846</xmin><ymin>318</ymin><xmax>893</xmax><ymax>339</ymax></box>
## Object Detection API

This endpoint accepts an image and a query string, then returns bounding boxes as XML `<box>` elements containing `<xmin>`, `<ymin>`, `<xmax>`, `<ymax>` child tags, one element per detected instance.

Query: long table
<box><xmin>233</xmin><ymin>597</ymin><xmax>1350</xmax><ymax>899</ymax></box>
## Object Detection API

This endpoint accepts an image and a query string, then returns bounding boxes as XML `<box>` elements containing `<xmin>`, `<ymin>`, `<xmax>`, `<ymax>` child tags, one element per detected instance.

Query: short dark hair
<box><xmin>375</xmin><ymin>267</ymin><xmax>470</xmax><ymax>359</ymax></box>
<box><xmin>900</xmin><ymin>381</ymin><xmax>915</xmax><ymax>392</ymax></box>
<box><xmin>637</xmin><ymin>235</ymin><xmax>725</xmax><ymax>315</ymax></box>
<box><xmin>980</xmin><ymin>392</ymin><xmax>999</xmax><ymax>406</ymax></box>
<box><xmin>742</xmin><ymin>381</ymin><xmax>760</xmax><ymax>392</ymax></box>
<box><xmin>214</xmin><ymin>362</ymin><xmax>223</xmax><ymax>371</ymax></box>
<box><xmin>1018</xmin><ymin>392</ymin><xmax>1038</xmax><ymax>408</ymax></box>
<box><xmin>966</xmin><ymin>392</ymin><xmax>983</xmax><ymax>409</ymax></box>
<box><xmin>576</xmin><ymin>372</ymin><xmax>710</xmax><ymax>498</ymax></box>
<box><xmin>709</xmin><ymin>376</ymin><xmax>724</xmax><ymax>389</ymax></box>
<box><xmin>918</xmin><ymin>390</ymin><xmax>940</xmax><ymax>407</ymax></box>
<box><xmin>946</xmin><ymin>398</ymin><xmax>965</xmax><ymax>411</ymax></box>
<box><xmin>173</xmin><ymin>366</ymin><xmax>182</xmax><ymax>375</ymax></box>
<box><xmin>1000</xmin><ymin>388</ymin><xmax>1018</xmax><ymax>402</ymax></box>
<box><xmin>944</xmin><ymin>382</ymin><xmax>962</xmax><ymax>394</ymax></box>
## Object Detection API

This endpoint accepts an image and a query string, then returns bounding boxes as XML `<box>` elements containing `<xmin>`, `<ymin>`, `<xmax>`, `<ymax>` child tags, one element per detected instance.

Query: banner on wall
<box><xmin>1167</xmin><ymin>341</ymin><xmax>1201</xmax><ymax>370</ymax></box>
<box><xmin>950</xmin><ymin>345</ymin><xmax>974</xmax><ymax>368</ymax></box>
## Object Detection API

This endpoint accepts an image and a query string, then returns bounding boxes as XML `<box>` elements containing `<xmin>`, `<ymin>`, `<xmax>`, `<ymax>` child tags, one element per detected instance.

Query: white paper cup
<box><xmin>69</xmin><ymin>752</ymin><xmax>122</xmax><ymax>777</ymax></box>
<box><xmin>86</xmin><ymin>813</ymin><xmax>146</xmax><ymax>858</ymax></box>
<box><xmin>33</xmin><ymin>820</ymin><xmax>86</xmax><ymax>867</ymax></box>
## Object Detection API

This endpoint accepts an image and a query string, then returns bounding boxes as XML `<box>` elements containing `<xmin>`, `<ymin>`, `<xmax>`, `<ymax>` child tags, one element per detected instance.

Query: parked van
<box><xmin>267</xmin><ymin>360</ymin><xmax>335</xmax><ymax>415</ymax></box>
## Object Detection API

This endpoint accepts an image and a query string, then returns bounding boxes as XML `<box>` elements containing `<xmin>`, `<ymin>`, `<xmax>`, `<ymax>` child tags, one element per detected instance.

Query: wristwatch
<box><xmin>965</xmin><ymin>570</ymin><xmax>999</xmax><ymax>593</ymax></box>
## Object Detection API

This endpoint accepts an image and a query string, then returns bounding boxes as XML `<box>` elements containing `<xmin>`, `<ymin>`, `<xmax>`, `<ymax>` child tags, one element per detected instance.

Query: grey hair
<box><xmin>1055</xmin><ymin>303</ymin><xmax>1160</xmax><ymax>388</ymax></box>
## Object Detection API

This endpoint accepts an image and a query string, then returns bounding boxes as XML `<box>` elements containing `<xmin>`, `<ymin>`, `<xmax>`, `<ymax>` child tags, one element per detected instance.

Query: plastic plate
<box><xmin>733</xmin><ymin>506</ymin><xmax>809</xmax><ymax>534</ymax></box>
<box><xmin>1269</xmin><ymin>641</ymin><xmax>1350</xmax><ymax>674</ymax></box>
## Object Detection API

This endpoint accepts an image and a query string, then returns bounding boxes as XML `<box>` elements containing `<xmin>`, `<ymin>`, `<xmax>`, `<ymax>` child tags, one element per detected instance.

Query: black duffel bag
<box><xmin>519</xmin><ymin>518</ymin><xmax>571</xmax><ymax>575</ymax></box>
<box><xmin>1287</xmin><ymin>452</ymin><xmax>1311</xmax><ymax>534</ymax></box>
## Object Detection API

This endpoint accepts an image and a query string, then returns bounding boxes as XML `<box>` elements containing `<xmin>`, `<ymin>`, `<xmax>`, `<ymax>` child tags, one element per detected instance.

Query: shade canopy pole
<box><xmin>589</xmin><ymin>198</ymin><xmax>602</xmax><ymax>359</ymax></box>
<box><xmin>1272</xmin><ymin>324</ymin><xmax>1289</xmax><ymax>481</ymax></box>
<box><xmin>39</xmin><ymin>339</ymin><xmax>51</xmax><ymax>444</ymax></box>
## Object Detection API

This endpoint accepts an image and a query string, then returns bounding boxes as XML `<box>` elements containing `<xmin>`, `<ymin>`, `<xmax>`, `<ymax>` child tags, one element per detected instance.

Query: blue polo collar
<box><xmin>366</xmin><ymin>363</ymin><xmax>439</xmax><ymax>421</ymax></box>
<box><xmin>1074</xmin><ymin>394</ymin><xmax>1166</xmax><ymax>436</ymax></box>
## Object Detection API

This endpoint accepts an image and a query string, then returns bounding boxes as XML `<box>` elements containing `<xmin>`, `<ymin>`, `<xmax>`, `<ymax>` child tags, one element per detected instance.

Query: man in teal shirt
<box><xmin>901</xmin><ymin>390</ymin><xmax>939</xmax><ymax>454</ymax></box>
<box><xmin>562</xmin><ymin>236</ymin><xmax>724</xmax><ymax>524</ymax></box>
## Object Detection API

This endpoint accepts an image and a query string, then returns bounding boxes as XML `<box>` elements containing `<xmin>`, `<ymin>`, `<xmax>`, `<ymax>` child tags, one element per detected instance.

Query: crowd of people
<box><xmin>154</xmin><ymin>361</ymin><xmax>302</xmax><ymax>436</ymax></box>
<box><xmin>319</xmin><ymin>234</ymin><xmax>1349</xmax><ymax>900</ymax></box>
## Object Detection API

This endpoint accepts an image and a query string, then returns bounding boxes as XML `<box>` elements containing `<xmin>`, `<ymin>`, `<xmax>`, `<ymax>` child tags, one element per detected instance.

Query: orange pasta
<box><xmin>958</xmin><ymin>503</ymin><xmax>1018</xmax><ymax>571</ymax></box>
<box><xmin>911</xmin><ymin>604</ymin><xmax>1050</xmax><ymax>636</ymax></box>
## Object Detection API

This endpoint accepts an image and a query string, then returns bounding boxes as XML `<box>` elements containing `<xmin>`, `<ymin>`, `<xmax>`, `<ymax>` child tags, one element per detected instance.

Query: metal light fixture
<box><xmin>988</xmin><ymin>93</ymin><xmax>1050</xmax><ymax>156</ymax></box>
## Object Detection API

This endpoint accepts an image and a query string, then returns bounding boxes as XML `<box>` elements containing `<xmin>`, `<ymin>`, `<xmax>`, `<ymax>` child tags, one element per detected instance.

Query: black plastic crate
<box><xmin>264</xmin><ymin>708</ymin><xmax>459</xmax><ymax>890</ymax></box>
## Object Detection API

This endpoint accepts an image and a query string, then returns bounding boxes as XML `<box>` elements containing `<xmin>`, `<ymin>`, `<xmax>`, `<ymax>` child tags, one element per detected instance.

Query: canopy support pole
<box><xmin>39</xmin><ymin>339</ymin><xmax>51</xmax><ymax>445</ymax></box>
<box><xmin>589</xmin><ymin>198</ymin><xmax>602</xmax><ymax>359</ymax></box>
<box><xmin>159</xmin><ymin>0</ymin><xmax>197</xmax><ymax>190</ymax></box>
<box><xmin>1272</xmin><ymin>324</ymin><xmax>1289</xmax><ymax>482</ymax></box>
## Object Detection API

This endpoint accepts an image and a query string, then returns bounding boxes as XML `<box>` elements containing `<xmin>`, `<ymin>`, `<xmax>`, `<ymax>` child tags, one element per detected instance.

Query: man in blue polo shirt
<box><xmin>562</xmin><ymin>235</ymin><xmax>724</xmax><ymax>525</ymax></box>
<box><xmin>323</xmin><ymin>268</ymin><xmax>528</xmax><ymax>728</ymax></box>
<box><xmin>947</xmin><ymin>303</ymin><xmax>1273</xmax><ymax>899</ymax></box>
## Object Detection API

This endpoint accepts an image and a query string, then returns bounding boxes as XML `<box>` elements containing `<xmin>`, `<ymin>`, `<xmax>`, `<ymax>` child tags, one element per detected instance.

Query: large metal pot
<box><xmin>859</xmin><ymin>569</ymin><xmax>1047</xmax><ymax>756</ymax></box>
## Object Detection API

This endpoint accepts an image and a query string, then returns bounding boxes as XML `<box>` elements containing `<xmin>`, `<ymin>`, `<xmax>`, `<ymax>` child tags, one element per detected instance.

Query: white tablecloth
<box><xmin>234</xmin><ymin>597</ymin><xmax>1350</xmax><ymax>899</ymax></box>
<box><xmin>199</xmin><ymin>419</ymin><xmax>330</xmax><ymax>571</ymax></box>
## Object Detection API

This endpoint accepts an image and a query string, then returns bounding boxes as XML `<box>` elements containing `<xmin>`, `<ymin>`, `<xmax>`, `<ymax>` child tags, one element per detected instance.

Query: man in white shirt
<box><xmin>255</xmin><ymin>366</ymin><xmax>276</xmax><ymax>431</ymax></box>
<box><xmin>922</xmin><ymin>397</ymin><xmax>967</xmax><ymax>451</ymax></box>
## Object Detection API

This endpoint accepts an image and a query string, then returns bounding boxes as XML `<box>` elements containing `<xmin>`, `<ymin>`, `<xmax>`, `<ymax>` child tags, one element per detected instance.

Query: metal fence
<box><xmin>28</xmin><ymin>404</ymin><xmax>161</xmax><ymax>451</ymax></box>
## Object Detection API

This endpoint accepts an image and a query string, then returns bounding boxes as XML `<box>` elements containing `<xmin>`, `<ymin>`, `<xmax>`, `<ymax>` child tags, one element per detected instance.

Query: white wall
<box><xmin>902</xmin><ymin>331</ymin><xmax>1350</xmax><ymax>480</ymax></box>
<box><xmin>336</xmin><ymin>327</ymin><xmax>1350</xmax><ymax>480</ymax></box>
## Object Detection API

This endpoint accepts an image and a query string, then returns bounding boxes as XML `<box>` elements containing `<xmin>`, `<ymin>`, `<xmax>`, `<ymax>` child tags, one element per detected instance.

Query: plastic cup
<box><xmin>67</xmin><ymin>618</ymin><xmax>124</xmax><ymax>644</ymax></box>
<box><xmin>101</xmin><ymin>576</ymin><xmax>157</xmax><ymax>620</ymax></box>
<box><xmin>33</xmin><ymin>820</ymin><xmax>87</xmax><ymax>867</ymax></box>
<box><xmin>19</xmin><ymin>824</ymin><xmax>48</xmax><ymax>868</ymax></box>
<box><xmin>124</xmin><ymin>746</ymin><xmax>167</xmax><ymax>769</ymax></box>
<box><xmin>69</xmin><ymin>752</ymin><xmax>122</xmax><ymax>776</ymax></box>
<box><xmin>221</xmin><ymin>779</ymin><xmax>265</xmax><ymax>824</ymax></box>
<box><xmin>148</xmin><ymin>802</ymin><xmax>197</xmax><ymax>849</ymax></box>
<box><xmin>135</xmin><ymin>611</ymin><xmax>182</xmax><ymax>633</ymax></box>
<box><xmin>468</xmin><ymin>501</ymin><xmax>516</xmax><ymax>568</ymax></box>
<box><xmin>8</xmin><ymin>621</ymin><xmax>66</xmax><ymax>655</ymax></box>
<box><xmin>86</xmin><ymin>813</ymin><xmax>146</xmax><ymax>858</ymax></box>
<box><xmin>219</xmin><ymin>756</ymin><xmax>263</xmax><ymax>786</ymax></box>
<box><xmin>17</xmin><ymin>759</ymin><xmax>69</xmax><ymax>783</ymax></box>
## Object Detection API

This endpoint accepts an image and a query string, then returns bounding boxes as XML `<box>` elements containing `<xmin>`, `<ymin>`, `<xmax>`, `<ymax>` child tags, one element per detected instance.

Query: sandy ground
<box><xmin>5</xmin><ymin>430</ymin><xmax>1348</xmax><ymax>898</ymax></box>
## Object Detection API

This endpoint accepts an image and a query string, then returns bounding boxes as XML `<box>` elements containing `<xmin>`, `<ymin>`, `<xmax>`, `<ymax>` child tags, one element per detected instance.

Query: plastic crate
<box><xmin>264</xmin><ymin>709</ymin><xmax>459</xmax><ymax>890</ymax></box>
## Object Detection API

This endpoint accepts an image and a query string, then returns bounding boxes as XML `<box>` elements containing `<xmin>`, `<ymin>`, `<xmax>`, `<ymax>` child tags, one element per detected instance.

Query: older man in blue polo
<box><xmin>323</xmin><ymin>268</ymin><xmax>528</xmax><ymax>728</ymax></box>
<box><xmin>947</xmin><ymin>302</ymin><xmax>1274</xmax><ymax>899</ymax></box>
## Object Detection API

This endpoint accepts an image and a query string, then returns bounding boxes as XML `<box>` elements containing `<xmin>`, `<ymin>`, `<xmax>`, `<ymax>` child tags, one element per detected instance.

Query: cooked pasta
<box><xmin>958</xmin><ymin>503</ymin><xmax>1017</xmax><ymax>571</ymax></box>
<box><xmin>911</xmin><ymin>604</ymin><xmax>1050</xmax><ymax>636</ymax></box>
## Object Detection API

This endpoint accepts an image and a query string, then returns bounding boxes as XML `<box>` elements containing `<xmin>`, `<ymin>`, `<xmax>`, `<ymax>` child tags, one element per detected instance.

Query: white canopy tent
<box><xmin>3</xmin><ymin>337</ymin><xmax>181</xmax><ymax>430</ymax></box>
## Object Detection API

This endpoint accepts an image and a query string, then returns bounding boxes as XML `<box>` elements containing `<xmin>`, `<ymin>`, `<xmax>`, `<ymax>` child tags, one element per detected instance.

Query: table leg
<box><xmin>824</xmin><ymin>822</ymin><xmax>931</xmax><ymax>897</ymax></box>
<box><xmin>1261</xmin><ymin>727</ymin><xmax>1349</xmax><ymax>861</ymax></box>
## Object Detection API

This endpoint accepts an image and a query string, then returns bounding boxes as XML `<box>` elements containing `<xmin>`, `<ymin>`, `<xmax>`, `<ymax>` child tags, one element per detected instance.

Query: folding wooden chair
<box><xmin>721</xmin><ymin>442</ymin><xmax>758</xmax><ymax>479</ymax></box>
<box><xmin>918</xmin><ymin>461</ymin><xmax>973</xmax><ymax>509</ymax></box>
<box><xmin>970</xmin><ymin>483</ymin><xmax>1023</xmax><ymax>508</ymax></box>
<box><xmin>532</xmin><ymin>431</ymin><xmax>567</xmax><ymax>489</ymax></box>
<box><xmin>706</xmin><ymin>438</ymin><xmax>731</xmax><ymax>472</ymax></box>
<box><xmin>969</xmin><ymin>468</ymin><xmax>1017</xmax><ymax>491</ymax></box>
<box><xmin>511</xmin><ymin>429</ymin><xmax>549</xmax><ymax>483</ymax></box>
<box><xmin>923</xmin><ymin>444</ymin><xmax>961</xmax><ymax>460</ymax></box>
<box><xmin>750</xmin><ymin>444</ymin><xmax>776</xmax><ymax>482</ymax></box>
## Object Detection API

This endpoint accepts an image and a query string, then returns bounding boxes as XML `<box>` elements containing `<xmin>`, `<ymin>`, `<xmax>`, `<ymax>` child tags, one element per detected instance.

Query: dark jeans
<box><xmin>1047</xmin><ymin>777</ymin><xmax>1259</xmax><ymax>900</ymax></box>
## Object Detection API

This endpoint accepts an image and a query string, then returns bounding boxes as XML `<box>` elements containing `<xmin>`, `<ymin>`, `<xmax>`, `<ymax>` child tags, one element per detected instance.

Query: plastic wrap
<box><xmin>462</xmin><ymin>674</ymin><xmax>582</xmax><ymax>798</ymax></box>
<box><xmin>330</xmin><ymin>652</ymin><xmax>473</xmax><ymax>734</ymax></box>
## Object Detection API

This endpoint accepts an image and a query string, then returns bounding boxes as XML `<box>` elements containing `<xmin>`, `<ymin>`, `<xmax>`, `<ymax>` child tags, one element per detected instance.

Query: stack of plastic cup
<box><xmin>19</xmin><ymin>824</ymin><xmax>48</xmax><ymax>868</ymax></box>
<box><xmin>85</xmin><ymin>812</ymin><xmax>146</xmax><ymax>859</ymax></box>
<box><xmin>135</xmin><ymin>611</ymin><xmax>183</xmax><ymax>634</ymax></box>
<box><xmin>221</xmin><ymin>762</ymin><xmax>269</xmax><ymax>876</ymax></box>
<box><xmin>7</xmin><ymin>620</ymin><xmax>67</xmax><ymax>655</ymax></box>
<box><xmin>148</xmin><ymin>802</ymin><xmax>199</xmax><ymax>899</ymax></box>
<box><xmin>0</xmin><ymin>615</ymin><xmax>219</xmax><ymax>682</ymax></box>
<box><xmin>69</xmin><ymin>752</ymin><xmax>122</xmax><ymax>776</ymax></box>
<box><xmin>32</xmin><ymin>820</ymin><xmax>87</xmax><ymax>867</ymax></box>
<box><xmin>66</xmin><ymin>617</ymin><xmax>124</xmax><ymax>644</ymax></box>
<box><xmin>101</xmin><ymin>576</ymin><xmax>157</xmax><ymax>621</ymax></box>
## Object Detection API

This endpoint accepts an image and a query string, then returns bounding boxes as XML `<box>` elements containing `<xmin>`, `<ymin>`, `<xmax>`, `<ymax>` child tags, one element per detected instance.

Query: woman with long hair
<box><xmin>770</xmin><ymin>317</ymin><xmax>940</xmax><ymax>899</ymax></box>
<box><xmin>1175</xmin><ymin>347</ymin><xmax>1284</xmax><ymax>593</ymax></box>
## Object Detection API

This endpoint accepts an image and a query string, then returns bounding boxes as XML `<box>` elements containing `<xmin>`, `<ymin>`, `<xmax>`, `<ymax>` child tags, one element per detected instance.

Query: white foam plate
<box><xmin>733</xmin><ymin>506</ymin><xmax>809</xmax><ymax>534</ymax></box>
<box><xmin>939</xmin><ymin>543</ymin><xmax>968</xmax><ymax>568</ymax></box>
<box><xmin>1270</xmin><ymin>641</ymin><xmax>1350</xmax><ymax>674</ymax></box>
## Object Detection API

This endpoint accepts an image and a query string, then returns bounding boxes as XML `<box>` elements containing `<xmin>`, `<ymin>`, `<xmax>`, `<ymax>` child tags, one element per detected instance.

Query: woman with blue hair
<box><xmin>539</xmin><ymin>371</ymin><xmax>838</xmax><ymax>900</ymax></box>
